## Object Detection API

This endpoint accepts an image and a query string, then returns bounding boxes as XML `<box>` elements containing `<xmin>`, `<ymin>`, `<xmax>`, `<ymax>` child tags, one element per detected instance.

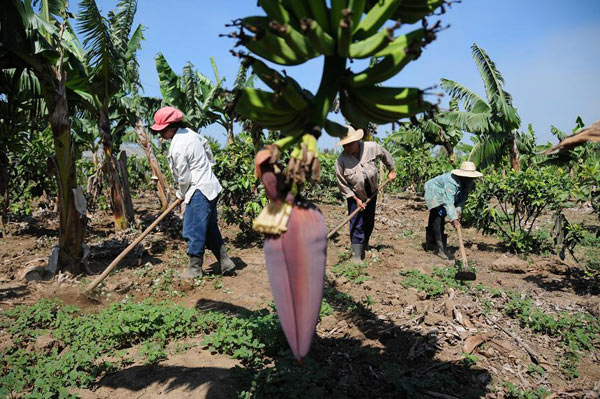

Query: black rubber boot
<box><xmin>216</xmin><ymin>244</ymin><xmax>236</xmax><ymax>275</ymax></box>
<box><xmin>351</xmin><ymin>244</ymin><xmax>363</xmax><ymax>263</ymax></box>
<box><xmin>179</xmin><ymin>255</ymin><xmax>204</xmax><ymax>279</ymax></box>
<box><xmin>425</xmin><ymin>227</ymin><xmax>436</xmax><ymax>251</ymax></box>
<box><xmin>434</xmin><ymin>239</ymin><xmax>451</xmax><ymax>260</ymax></box>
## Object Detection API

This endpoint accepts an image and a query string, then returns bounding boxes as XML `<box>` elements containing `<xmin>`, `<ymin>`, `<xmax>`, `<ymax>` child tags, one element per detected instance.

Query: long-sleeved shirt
<box><xmin>336</xmin><ymin>141</ymin><xmax>395</xmax><ymax>201</ymax></box>
<box><xmin>167</xmin><ymin>127</ymin><xmax>221</xmax><ymax>204</ymax></box>
<box><xmin>424</xmin><ymin>172</ymin><xmax>472</xmax><ymax>221</ymax></box>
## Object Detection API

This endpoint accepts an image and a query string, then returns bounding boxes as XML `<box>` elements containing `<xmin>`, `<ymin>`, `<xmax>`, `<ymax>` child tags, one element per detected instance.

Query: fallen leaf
<box><xmin>463</xmin><ymin>333</ymin><xmax>494</xmax><ymax>354</ymax></box>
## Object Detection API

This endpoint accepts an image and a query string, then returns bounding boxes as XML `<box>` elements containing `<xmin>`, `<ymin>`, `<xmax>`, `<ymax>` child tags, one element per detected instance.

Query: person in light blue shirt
<box><xmin>424</xmin><ymin>162</ymin><xmax>483</xmax><ymax>258</ymax></box>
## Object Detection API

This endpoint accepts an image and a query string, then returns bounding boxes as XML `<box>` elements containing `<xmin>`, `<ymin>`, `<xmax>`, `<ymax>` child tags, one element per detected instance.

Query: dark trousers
<box><xmin>182</xmin><ymin>190</ymin><xmax>224</xmax><ymax>257</ymax></box>
<box><xmin>427</xmin><ymin>206</ymin><xmax>446</xmax><ymax>250</ymax></box>
<box><xmin>347</xmin><ymin>184</ymin><xmax>377</xmax><ymax>245</ymax></box>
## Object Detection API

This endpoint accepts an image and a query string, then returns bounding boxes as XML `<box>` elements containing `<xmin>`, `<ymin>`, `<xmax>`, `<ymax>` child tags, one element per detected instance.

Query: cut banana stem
<box><xmin>264</xmin><ymin>204</ymin><xmax>327</xmax><ymax>361</ymax></box>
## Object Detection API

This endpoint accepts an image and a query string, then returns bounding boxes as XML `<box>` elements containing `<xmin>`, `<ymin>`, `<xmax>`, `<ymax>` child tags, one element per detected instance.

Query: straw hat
<box><xmin>451</xmin><ymin>161</ymin><xmax>483</xmax><ymax>178</ymax></box>
<box><xmin>336</xmin><ymin>126</ymin><xmax>364</xmax><ymax>146</ymax></box>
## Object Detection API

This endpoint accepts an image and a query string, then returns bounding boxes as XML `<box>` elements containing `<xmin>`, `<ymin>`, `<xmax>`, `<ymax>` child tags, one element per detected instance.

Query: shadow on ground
<box><xmin>525</xmin><ymin>269</ymin><xmax>600</xmax><ymax>296</ymax></box>
<box><xmin>91</xmin><ymin>285</ymin><xmax>491</xmax><ymax>397</ymax></box>
<box><xmin>88</xmin><ymin>364</ymin><xmax>238</xmax><ymax>399</ymax></box>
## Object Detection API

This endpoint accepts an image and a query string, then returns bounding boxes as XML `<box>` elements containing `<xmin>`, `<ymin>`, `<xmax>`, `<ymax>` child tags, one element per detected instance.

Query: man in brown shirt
<box><xmin>336</xmin><ymin>126</ymin><xmax>396</xmax><ymax>262</ymax></box>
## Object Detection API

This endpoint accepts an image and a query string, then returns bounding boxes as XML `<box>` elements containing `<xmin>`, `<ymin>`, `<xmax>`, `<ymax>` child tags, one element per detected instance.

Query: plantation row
<box><xmin>6</xmin><ymin>122</ymin><xmax>600</xmax><ymax>262</ymax></box>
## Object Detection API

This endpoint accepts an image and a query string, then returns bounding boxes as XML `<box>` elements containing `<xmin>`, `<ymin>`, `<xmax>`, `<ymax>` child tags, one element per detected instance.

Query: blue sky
<box><xmin>96</xmin><ymin>0</ymin><xmax>600</xmax><ymax>149</ymax></box>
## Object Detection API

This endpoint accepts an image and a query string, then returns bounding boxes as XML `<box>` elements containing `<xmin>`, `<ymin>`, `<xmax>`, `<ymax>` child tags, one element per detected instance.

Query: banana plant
<box><xmin>0</xmin><ymin>0</ymin><xmax>89</xmax><ymax>273</ymax></box>
<box><xmin>0</xmin><ymin>68</ymin><xmax>48</xmax><ymax>234</ymax></box>
<box><xmin>155</xmin><ymin>54</ymin><xmax>258</xmax><ymax>148</ymax></box>
<box><xmin>115</xmin><ymin>93</ymin><xmax>172</xmax><ymax>211</ymax></box>
<box><xmin>76</xmin><ymin>0</ymin><xmax>145</xmax><ymax>231</ymax></box>
<box><xmin>438</xmin><ymin>43</ymin><xmax>522</xmax><ymax>171</ymax></box>
<box><xmin>226</xmin><ymin>0</ymin><xmax>450</xmax><ymax>361</ymax></box>
<box><xmin>395</xmin><ymin>98</ymin><xmax>463</xmax><ymax>163</ymax></box>
<box><xmin>155</xmin><ymin>53</ymin><xmax>226</xmax><ymax>131</ymax></box>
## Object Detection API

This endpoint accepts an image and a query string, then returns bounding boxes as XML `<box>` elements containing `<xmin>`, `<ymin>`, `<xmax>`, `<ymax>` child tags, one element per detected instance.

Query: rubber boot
<box><xmin>434</xmin><ymin>239</ymin><xmax>451</xmax><ymax>260</ymax></box>
<box><xmin>351</xmin><ymin>244</ymin><xmax>363</xmax><ymax>263</ymax></box>
<box><xmin>216</xmin><ymin>244</ymin><xmax>236</xmax><ymax>274</ymax></box>
<box><xmin>179</xmin><ymin>255</ymin><xmax>203</xmax><ymax>279</ymax></box>
<box><xmin>425</xmin><ymin>227</ymin><xmax>436</xmax><ymax>251</ymax></box>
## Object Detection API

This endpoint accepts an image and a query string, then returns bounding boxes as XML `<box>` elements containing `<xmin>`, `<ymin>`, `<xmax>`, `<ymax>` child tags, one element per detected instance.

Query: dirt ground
<box><xmin>1</xmin><ymin>190</ymin><xmax>599</xmax><ymax>398</ymax></box>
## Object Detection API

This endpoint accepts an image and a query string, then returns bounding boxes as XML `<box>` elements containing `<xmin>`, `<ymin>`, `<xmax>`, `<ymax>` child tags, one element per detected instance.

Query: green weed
<box><xmin>460</xmin><ymin>353</ymin><xmax>478</xmax><ymax>368</ymax></box>
<box><xmin>0</xmin><ymin>299</ymin><xmax>286</xmax><ymax>397</ymax></box>
<box><xmin>504</xmin><ymin>295</ymin><xmax>599</xmax><ymax>378</ymax></box>
<box><xmin>331</xmin><ymin>261</ymin><xmax>370</xmax><ymax>284</ymax></box>
<box><xmin>503</xmin><ymin>381</ymin><xmax>551</xmax><ymax>399</ymax></box>
<box><xmin>320</xmin><ymin>300</ymin><xmax>333</xmax><ymax>317</ymax></box>
<box><xmin>400</xmin><ymin>267</ymin><xmax>470</xmax><ymax>297</ymax></box>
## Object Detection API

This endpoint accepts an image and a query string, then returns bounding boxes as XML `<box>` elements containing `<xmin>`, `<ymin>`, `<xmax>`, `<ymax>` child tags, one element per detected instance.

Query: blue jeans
<box><xmin>182</xmin><ymin>190</ymin><xmax>224</xmax><ymax>257</ymax></box>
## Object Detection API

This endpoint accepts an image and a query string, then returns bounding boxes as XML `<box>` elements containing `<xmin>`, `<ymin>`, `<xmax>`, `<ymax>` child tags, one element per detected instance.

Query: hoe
<box><xmin>83</xmin><ymin>198</ymin><xmax>183</xmax><ymax>295</ymax></box>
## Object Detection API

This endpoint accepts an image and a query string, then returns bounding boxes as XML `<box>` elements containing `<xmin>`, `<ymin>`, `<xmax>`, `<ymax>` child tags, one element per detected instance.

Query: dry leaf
<box><xmin>463</xmin><ymin>333</ymin><xmax>494</xmax><ymax>354</ymax></box>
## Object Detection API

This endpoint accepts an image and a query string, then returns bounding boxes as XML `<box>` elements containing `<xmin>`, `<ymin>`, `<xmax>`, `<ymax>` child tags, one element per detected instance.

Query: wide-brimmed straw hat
<box><xmin>336</xmin><ymin>126</ymin><xmax>364</xmax><ymax>146</ymax></box>
<box><xmin>451</xmin><ymin>161</ymin><xmax>483</xmax><ymax>178</ymax></box>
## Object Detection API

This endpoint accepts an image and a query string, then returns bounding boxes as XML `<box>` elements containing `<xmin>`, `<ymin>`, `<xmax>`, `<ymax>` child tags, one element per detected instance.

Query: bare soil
<box><xmin>1</xmin><ymin>190</ymin><xmax>599</xmax><ymax>398</ymax></box>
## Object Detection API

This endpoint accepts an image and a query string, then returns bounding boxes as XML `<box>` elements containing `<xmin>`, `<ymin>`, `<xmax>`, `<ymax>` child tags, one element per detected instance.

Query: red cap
<box><xmin>151</xmin><ymin>106</ymin><xmax>184</xmax><ymax>131</ymax></box>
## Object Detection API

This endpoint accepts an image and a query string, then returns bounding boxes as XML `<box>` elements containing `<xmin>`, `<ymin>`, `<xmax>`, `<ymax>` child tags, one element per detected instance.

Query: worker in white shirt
<box><xmin>151</xmin><ymin>106</ymin><xmax>235</xmax><ymax>278</ymax></box>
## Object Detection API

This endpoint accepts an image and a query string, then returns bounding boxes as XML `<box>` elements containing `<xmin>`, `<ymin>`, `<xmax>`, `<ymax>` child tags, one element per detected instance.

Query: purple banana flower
<box><xmin>264</xmin><ymin>203</ymin><xmax>327</xmax><ymax>361</ymax></box>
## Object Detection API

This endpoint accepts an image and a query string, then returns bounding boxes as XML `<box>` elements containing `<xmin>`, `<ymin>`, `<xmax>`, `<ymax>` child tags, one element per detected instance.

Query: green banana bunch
<box><xmin>235</xmin><ymin>87</ymin><xmax>308</xmax><ymax>131</ymax></box>
<box><xmin>228</xmin><ymin>0</ymin><xmax>447</xmax><ymax>152</ymax></box>
<box><xmin>249</xmin><ymin>58</ymin><xmax>311</xmax><ymax>111</ymax></box>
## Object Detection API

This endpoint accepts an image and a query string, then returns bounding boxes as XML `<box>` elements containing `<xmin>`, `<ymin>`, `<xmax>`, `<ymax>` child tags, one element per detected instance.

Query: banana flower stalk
<box><xmin>254</xmin><ymin>134</ymin><xmax>326</xmax><ymax>361</ymax></box>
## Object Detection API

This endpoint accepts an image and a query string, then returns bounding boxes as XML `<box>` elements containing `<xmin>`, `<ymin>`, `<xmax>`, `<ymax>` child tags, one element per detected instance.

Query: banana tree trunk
<box><xmin>250</xmin><ymin>123</ymin><xmax>262</xmax><ymax>152</ymax></box>
<box><xmin>99</xmin><ymin>109</ymin><xmax>130</xmax><ymax>231</ymax></box>
<box><xmin>134</xmin><ymin>118</ymin><xmax>170</xmax><ymax>211</ymax></box>
<box><xmin>439</xmin><ymin>128</ymin><xmax>456</xmax><ymax>165</ymax></box>
<box><xmin>0</xmin><ymin>151</ymin><xmax>8</xmax><ymax>238</ymax></box>
<box><xmin>509</xmin><ymin>130</ymin><xmax>520</xmax><ymax>171</ymax></box>
<box><xmin>443</xmin><ymin>143</ymin><xmax>455</xmax><ymax>165</ymax></box>
<box><xmin>118</xmin><ymin>151</ymin><xmax>135</xmax><ymax>223</ymax></box>
<box><xmin>86</xmin><ymin>151</ymin><xmax>103</xmax><ymax>210</ymax></box>
<box><xmin>49</xmin><ymin>75</ymin><xmax>85</xmax><ymax>273</ymax></box>
<box><xmin>226</xmin><ymin>119</ymin><xmax>235</xmax><ymax>147</ymax></box>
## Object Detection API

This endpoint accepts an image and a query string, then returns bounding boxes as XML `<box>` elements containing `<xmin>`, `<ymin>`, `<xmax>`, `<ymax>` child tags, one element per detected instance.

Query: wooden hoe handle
<box><xmin>84</xmin><ymin>198</ymin><xmax>183</xmax><ymax>294</ymax></box>
<box><xmin>455</xmin><ymin>223</ymin><xmax>469</xmax><ymax>270</ymax></box>
<box><xmin>327</xmin><ymin>179</ymin><xmax>391</xmax><ymax>240</ymax></box>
